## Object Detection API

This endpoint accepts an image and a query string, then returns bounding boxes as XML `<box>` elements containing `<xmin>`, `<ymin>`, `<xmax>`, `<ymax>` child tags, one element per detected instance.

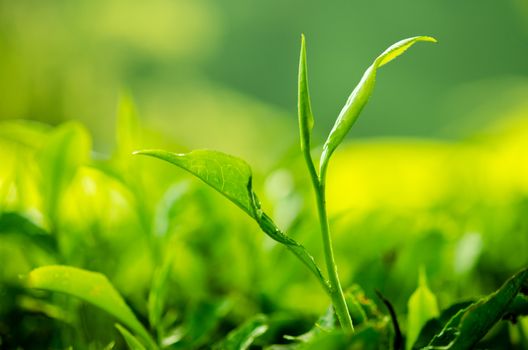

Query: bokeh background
<box><xmin>1</xmin><ymin>0</ymin><xmax>528</xmax><ymax>348</ymax></box>
<box><xmin>2</xmin><ymin>0</ymin><xmax>528</xmax><ymax>163</ymax></box>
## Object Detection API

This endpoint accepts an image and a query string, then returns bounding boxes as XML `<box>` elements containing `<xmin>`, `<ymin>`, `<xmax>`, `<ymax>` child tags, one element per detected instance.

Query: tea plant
<box><xmin>22</xmin><ymin>36</ymin><xmax>528</xmax><ymax>349</ymax></box>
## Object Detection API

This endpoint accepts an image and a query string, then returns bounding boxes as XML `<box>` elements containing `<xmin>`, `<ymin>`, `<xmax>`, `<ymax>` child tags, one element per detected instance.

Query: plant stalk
<box><xmin>303</xmin><ymin>149</ymin><xmax>354</xmax><ymax>332</ymax></box>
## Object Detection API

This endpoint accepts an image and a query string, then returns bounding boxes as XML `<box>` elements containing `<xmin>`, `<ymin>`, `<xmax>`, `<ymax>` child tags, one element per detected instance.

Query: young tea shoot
<box><xmin>135</xmin><ymin>35</ymin><xmax>437</xmax><ymax>332</ymax></box>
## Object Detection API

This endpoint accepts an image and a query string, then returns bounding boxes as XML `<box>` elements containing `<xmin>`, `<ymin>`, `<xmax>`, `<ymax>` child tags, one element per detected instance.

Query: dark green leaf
<box><xmin>28</xmin><ymin>265</ymin><xmax>157</xmax><ymax>349</ymax></box>
<box><xmin>116</xmin><ymin>323</ymin><xmax>147</xmax><ymax>350</ymax></box>
<box><xmin>284</xmin><ymin>306</ymin><xmax>335</xmax><ymax>343</ymax></box>
<box><xmin>320</xmin><ymin>36</ymin><xmax>436</xmax><ymax>173</ymax></box>
<box><xmin>411</xmin><ymin>302</ymin><xmax>472</xmax><ymax>350</ymax></box>
<box><xmin>427</xmin><ymin>267</ymin><xmax>528</xmax><ymax>349</ymax></box>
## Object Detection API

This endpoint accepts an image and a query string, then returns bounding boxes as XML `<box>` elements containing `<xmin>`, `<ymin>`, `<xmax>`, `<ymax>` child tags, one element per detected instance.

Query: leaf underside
<box><xmin>134</xmin><ymin>149</ymin><xmax>331</xmax><ymax>294</ymax></box>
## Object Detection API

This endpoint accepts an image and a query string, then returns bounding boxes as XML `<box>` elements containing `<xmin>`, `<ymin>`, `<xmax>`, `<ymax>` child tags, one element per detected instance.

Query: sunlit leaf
<box><xmin>28</xmin><ymin>265</ymin><xmax>157</xmax><ymax>349</ymax></box>
<box><xmin>134</xmin><ymin>149</ymin><xmax>331</xmax><ymax>294</ymax></box>
<box><xmin>320</xmin><ymin>36</ymin><xmax>436</xmax><ymax>173</ymax></box>
<box><xmin>38</xmin><ymin>122</ymin><xmax>91</xmax><ymax>224</ymax></box>
<box><xmin>0</xmin><ymin>120</ymin><xmax>51</xmax><ymax>149</ymax></box>
<box><xmin>134</xmin><ymin>149</ymin><xmax>257</xmax><ymax>218</ymax></box>
<box><xmin>214</xmin><ymin>314</ymin><xmax>268</xmax><ymax>350</ymax></box>
<box><xmin>116</xmin><ymin>92</ymin><xmax>141</xmax><ymax>160</ymax></box>
<box><xmin>406</xmin><ymin>269</ymin><xmax>439</xmax><ymax>350</ymax></box>
<box><xmin>298</xmin><ymin>34</ymin><xmax>315</xmax><ymax>154</ymax></box>
<box><xmin>116</xmin><ymin>324</ymin><xmax>147</xmax><ymax>350</ymax></box>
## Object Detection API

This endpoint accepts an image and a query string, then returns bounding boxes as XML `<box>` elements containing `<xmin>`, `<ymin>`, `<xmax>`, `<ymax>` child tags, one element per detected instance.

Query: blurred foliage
<box><xmin>0</xmin><ymin>0</ymin><xmax>528</xmax><ymax>348</ymax></box>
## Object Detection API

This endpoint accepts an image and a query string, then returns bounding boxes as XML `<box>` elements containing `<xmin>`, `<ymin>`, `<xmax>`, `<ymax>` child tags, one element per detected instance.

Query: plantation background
<box><xmin>1</xmin><ymin>0</ymin><xmax>528</xmax><ymax>348</ymax></box>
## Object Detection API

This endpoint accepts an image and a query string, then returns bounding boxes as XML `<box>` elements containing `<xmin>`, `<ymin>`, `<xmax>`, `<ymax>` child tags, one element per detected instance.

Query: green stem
<box><xmin>303</xmin><ymin>148</ymin><xmax>354</xmax><ymax>332</ymax></box>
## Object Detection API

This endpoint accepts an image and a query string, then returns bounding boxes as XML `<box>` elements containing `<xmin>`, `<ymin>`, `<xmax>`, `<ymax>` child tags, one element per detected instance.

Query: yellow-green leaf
<box><xmin>320</xmin><ymin>36</ymin><xmax>436</xmax><ymax>174</ymax></box>
<box><xmin>38</xmin><ymin>122</ymin><xmax>91</xmax><ymax>223</ymax></box>
<box><xmin>406</xmin><ymin>269</ymin><xmax>439</xmax><ymax>350</ymax></box>
<box><xmin>28</xmin><ymin>265</ymin><xmax>157</xmax><ymax>349</ymax></box>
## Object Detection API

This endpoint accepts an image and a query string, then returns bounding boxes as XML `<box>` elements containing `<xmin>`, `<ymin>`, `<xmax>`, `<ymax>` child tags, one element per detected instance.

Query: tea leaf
<box><xmin>134</xmin><ymin>150</ymin><xmax>257</xmax><ymax>218</ymax></box>
<box><xmin>116</xmin><ymin>324</ymin><xmax>147</xmax><ymax>350</ymax></box>
<box><xmin>214</xmin><ymin>314</ymin><xmax>268</xmax><ymax>350</ymax></box>
<box><xmin>134</xmin><ymin>149</ymin><xmax>331</xmax><ymax>294</ymax></box>
<box><xmin>320</xmin><ymin>36</ymin><xmax>436</xmax><ymax>173</ymax></box>
<box><xmin>28</xmin><ymin>265</ymin><xmax>157</xmax><ymax>349</ymax></box>
<box><xmin>148</xmin><ymin>252</ymin><xmax>174</xmax><ymax>329</ymax></box>
<box><xmin>38</xmin><ymin>122</ymin><xmax>91</xmax><ymax>224</ymax></box>
<box><xmin>406</xmin><ymin>269</ymin><xmax>439</xmax><ymax>350</ymax></box>
<box><xmin>427</xmin><ymin>267</ymin><xmax>528</xmax><ymax>349</ymax></box>
<box><xmin>298</xmin><ymin>34</ymin><xmax>315</xmax><ymax>154</ymax></box>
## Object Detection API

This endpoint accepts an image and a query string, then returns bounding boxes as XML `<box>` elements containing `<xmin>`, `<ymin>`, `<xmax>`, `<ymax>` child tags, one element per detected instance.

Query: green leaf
<box><xmin>284</xmin><ymin>306</ymin><xmax>335</xmax><ymax>343</ymax></box>
<box><xmin>298</xmin><ymin>34</ymin><xmax>315</xmax><ymax>154</ymax></box>
<box><xmin>38</xmin><ymin>122</ymin><xmax>91</xmax><ymax>224</ymax></box>
<box><xmin>0</xmin><ymin>120</ymin><xmax>51</xmax><ymax>149</ymax></box>
<box><xmin>406</xmin><ymin>269</ymin><xmax>439</xmax><ymax>350</ymax></box>
<box><xmin>148</xmin><ymin>252</ymin><xmax>174</xmax><ymax>329</ymax></box>
<box><xmin>116</xmin><ymin>324</ymin><xmax>147</xmax><ymax>350</ymax></box>
<box><xmin>319</xmin><ymin>36</ymin><xmax>436</xmax><ymax>173</ymax></box>
<box><xmin>27</xmin><ymin>265</ymin><xmax>157</xmax><ymax>349</ymax></box>
<box><xmin>214</xmin><ymin>314</ymin><xmax>268</xmax><ymax>350</ymax></box>
<box><xmin>427</xmin><ymin>267</ymin><xmax>528</xmax><ymax>349</ymax></box>
<box><xmin>134</xmin><ymin>150</ymin><xmax>257</xmax><ymax>218</ymax></box>
<box><xmin>134</xmin><ymin>149</ymin><xmax>331</xmax><ymax>294</ymax></box>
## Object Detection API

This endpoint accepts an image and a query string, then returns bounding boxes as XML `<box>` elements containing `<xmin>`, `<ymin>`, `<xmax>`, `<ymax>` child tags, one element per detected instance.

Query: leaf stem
<box><xmin>303</xmin><ymin>147</ymin><xmax>354</xmax><ymax>332</ymax></box>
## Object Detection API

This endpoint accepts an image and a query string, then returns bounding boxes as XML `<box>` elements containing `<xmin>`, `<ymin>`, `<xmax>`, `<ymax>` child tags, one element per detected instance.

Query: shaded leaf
<box><xmin>411</xmin><ymin>302</ymin><xmax>472</xmax><ymax>349</ymax></box>
<box><xmin>427</xmin><ymin>267</ymin><xmax>528</xmax><ymax>349</ymax></box>
<box><xmin>406</xmin><ymin>269</ymin><xmax>439</xmax><ymax>350</ymax></box>
<box><xmin>214</xmin><ymin>314</ymin><xmax>268</xmax><ymax>350</ymax></box>
<box><xmin>116</xmin><ymin>323</ymin><xmax>147</xmax><ymax>350</ymax></box>
<box><xmin>148</xmin><ymin>252</ymin><xmax>174</xmax><ymax>329</ymax></box>
<box><xmin>320</xmin><ymin>36</ymin><xmax>436</xmax><ymax>172</ymax></box>
<box><xmin>28</xmin><ymin>265</ymin><xmax>157</xmax><ymax>349</ymax></box>
<box><xmin>298</xmin><ymin>34</ymin><xmax>315</xmax><ymax>154</ymax></box>
<box><xmin>284</xmin><ymin>306</ymin><xmax>335</xmax><ymax>344</ymax></box>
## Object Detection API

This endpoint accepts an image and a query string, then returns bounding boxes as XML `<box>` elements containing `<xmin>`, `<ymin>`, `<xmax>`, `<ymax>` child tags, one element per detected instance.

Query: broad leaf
<box><xmin>214</xmin><ymin>314</ymin><xmax>268</xmax><ymax>350</ymax></box>
<box><xmin>320</xmin><ymin>36</ymin><xmax>436</xmax><ymax>173</ymax></box>
<box><xmin>134</xmin><ymin>150</ymin><xmax>257</xmax><ymax>218</ymax></box>
<box><xmin>134</xmin><ymin>149</ymin><xmax>331</xmax><ymax>294</ymax></box>
<box><xmin>116</xmin><ymin>324</ymin><xmax>147</xmax><ymax>350</ymax></box>
<box><xmin>28</xmin><ymin>265</ymin><xmax>157</xmax><ymax>349</ymax></box>
<box><xmin>298</xmin><ymin>34</ymin><xmax>315</xmax><ymax>154</ymax></box>
<box><xmin>406</xmin><ymin>269</ymin><xmax>439</xmax><ymax>350</ymax></box>
<box><xmin>427</xmin><ymin>267</ymin><xmax>528</xmax><ymax>349</ymax></box>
